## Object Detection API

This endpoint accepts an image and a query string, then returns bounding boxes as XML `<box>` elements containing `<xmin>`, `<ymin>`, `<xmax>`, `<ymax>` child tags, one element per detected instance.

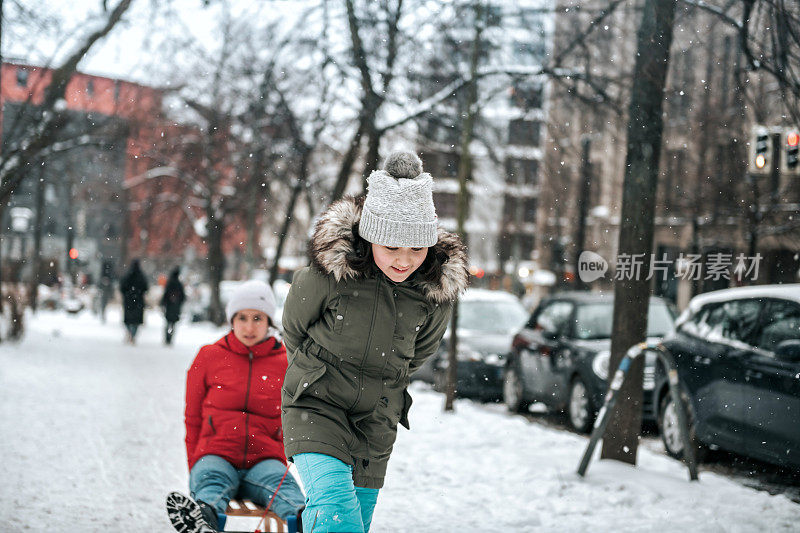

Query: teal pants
<box><xmin>293</xmin><ymin>453</ymin><xmax>380</xmax><ymax>533</ymax></box>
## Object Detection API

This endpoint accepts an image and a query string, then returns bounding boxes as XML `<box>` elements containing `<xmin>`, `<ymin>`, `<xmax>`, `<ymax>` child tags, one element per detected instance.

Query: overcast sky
<box><xmin>4</xmin><ymin>0</ymin><xmax>304</xmax><ymax>84</ymax></box>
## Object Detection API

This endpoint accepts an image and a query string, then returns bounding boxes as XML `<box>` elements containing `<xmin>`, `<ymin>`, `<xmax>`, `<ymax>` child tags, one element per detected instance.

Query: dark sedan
<box><xmin>503</xmin><ymin>292</ymin><xmax>676</xmax><ymax>432</ymax></box>
<box><xmin>412</xmin><ymin>289</ymin><xmax>528</xmax><ymax>401</ymax></box>
<box><xmin>654</xmin><ymin>284</ymin><xmax>800</xmax><ymax>469</ymax></box>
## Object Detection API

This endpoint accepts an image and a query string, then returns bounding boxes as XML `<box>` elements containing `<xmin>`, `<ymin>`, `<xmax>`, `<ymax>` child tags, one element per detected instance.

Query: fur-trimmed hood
<box><xmin>309</xmin><ymin>196</ymin><xmax>469</xmax><ymax>304</ymax></box>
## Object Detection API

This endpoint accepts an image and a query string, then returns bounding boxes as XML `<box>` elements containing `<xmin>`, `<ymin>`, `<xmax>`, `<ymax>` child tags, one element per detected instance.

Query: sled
<box><xmin>222</xmin><ymin>498</ymin><xmax>289</xmax><ymax>533</ymax></box>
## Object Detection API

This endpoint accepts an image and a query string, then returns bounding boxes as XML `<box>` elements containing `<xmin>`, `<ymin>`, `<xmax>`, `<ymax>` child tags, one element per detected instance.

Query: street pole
<box><xmin>445</xmin><ymin>1</ymin><xmax>484</xmax><ymax>413</ymax></box>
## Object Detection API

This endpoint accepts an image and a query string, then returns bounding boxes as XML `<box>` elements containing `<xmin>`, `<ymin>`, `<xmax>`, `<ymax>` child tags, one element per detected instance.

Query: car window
<box><xmin>458</xmin><ymin>299</ymin><xmax>528</xmax><ymax>334</ymax></box>
<box><xmin>571</xmin><ymin>301</ymin><xmax>675</xmax><ymax>340</ymax></box>
<box><xmin>696</xmin><ymin>299</ymin><xmax>764</xmax><ymax>344</ymax></box>
<box><xmin>646</xmin><ymin>302</ymin><xmax>675</xmax><ymax>337</ymax></box>
<box><xmin>534</xmin><ymin>301</ymin><xmax>573</xmax><ymax>334</ymax></box>
<box><xmin>753</xmin><ymin>300</ymin><xmax>800</xmax><ymax>354</ymax></box>
<box><xmin>572</xmin><ymin>303</ymin><xmax>612</xmax><ymax>339</ymax></box>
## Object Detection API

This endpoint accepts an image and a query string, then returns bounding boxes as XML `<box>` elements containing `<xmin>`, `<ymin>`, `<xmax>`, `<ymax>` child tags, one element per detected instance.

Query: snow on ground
<box><xmin>1</xmin><ymin>309</ymin><xmax>797</xmax><ymax>532</ymax></box>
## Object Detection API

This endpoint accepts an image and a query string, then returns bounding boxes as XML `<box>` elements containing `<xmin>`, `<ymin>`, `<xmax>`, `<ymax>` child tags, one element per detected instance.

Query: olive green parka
<box><xmin>281</xmin><ymin>196</ymin><xmax>468</xmax><ymax>489</ymax></box>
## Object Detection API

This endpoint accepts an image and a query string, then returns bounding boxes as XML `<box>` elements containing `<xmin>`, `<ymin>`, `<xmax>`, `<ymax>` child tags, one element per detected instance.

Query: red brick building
<box><xmin>1</xmin><ymin>61</ymin><xmax>252</xmax><ymax>282</ymax></box>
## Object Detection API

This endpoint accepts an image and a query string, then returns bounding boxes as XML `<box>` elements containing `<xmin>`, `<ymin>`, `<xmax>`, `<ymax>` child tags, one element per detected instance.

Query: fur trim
<box><xmin>309</xmin><ymin>196</ymin><xmax>469</xmax><ymax>303</ymax></box>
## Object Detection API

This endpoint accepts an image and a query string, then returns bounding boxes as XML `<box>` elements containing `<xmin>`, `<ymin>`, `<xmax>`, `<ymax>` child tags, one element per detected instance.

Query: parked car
<box><xmin>411</xmin><ymin>289</ymin><xmax>528</xmax><ymax>401</ymax></box>
<box><xmin>654</xmin><ymin>284</ymin><xmax>800</xmax><ymax>469</ymax></box>
<box><xmin>503</xmin><ymin>292</ymin><xmax>676</xmax><ymax>432</ymax></box>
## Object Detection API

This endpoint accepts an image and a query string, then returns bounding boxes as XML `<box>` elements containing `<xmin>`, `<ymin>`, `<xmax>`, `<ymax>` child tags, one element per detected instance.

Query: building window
<box><xmin>503</xmin><ymin>194</ymin><xmax>537</xmax><ymax>224</ymax></box>
<box><xmin>503</xmin><ymin>195</ymin><xmax>518</xmax><ymax>224</ymax></box>
<box><xmin>421</xmin><ymin>151</ymin><xmax>461</xmax><ymax>179</ymax></box>
<box><xmin>420</xmin><ymin>117</ymin><xmax>459</xmax><ymax>145</ymax></box>
<box><xmin>505</xmin><ymin>158</ymin><xmax>539</xmax><ymax>186</ymax></box>
<box><xmin>87</xmin><ymin>79</ymin><xmax>95</xmax><ymax>97</ymax></box>
<box><xmin>669</xmin><ymin>48</ymin><xmax>693</xmax><ymax>120</ymax></box>
<box><xmin>509</xmin><ymin>81</ymin><xmax>543</xmax><ymax>111</ymax></box>
<box><xmin>523</xmin><ymin>197</ymin><xmax>538</xmax><ymax>223</ymax></box>
<box><xmin>664</xmin><ymin>149</ymin><xmax>685</xmax><ymax>209</ymax></box>
<box><xmin>508</xmin><ymin>119</ymin><xmax>541</xmax><ymax>147</ymax></box>
<box><xmin>512</xmin><ymin>40</ymin><xmax>546</xmax><ymax>66</ymax></box>
<box><xmin>499</xmin><ymin>233</ymin><xmax>535</xmax><ymax>263</ymax></box>
<box><xmin>114</xmin><ymin>81</ymin><xmax>121</xmax><ymax>102</ymax></box>
<box><xmin>433</xmin><ymin>192</ymin><xmax>460</xmax><ymax>219</ymax></box>
<box><xmin>16</xmin><ymin>68</ymin><xmax>29</xmax><ymax>87</ymax></box>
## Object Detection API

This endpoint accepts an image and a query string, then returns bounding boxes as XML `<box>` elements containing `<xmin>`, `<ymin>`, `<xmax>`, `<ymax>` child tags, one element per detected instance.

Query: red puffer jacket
<box><xmin>185</xmin><ymin>331</ymin><xmax>288</xmax><ymax>470</ymax></box>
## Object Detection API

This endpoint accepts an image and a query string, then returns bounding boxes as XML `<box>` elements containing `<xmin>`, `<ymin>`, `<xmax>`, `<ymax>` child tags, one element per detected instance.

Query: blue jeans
<box><xmin>293</xmin><ymin>453</ymin><xmax>380</xmax><ymax>533</ymax></box>
<box><xmin>189</xmin><ymin>455</ymin><xmax>305</xmax><ymax>524</ymax></box>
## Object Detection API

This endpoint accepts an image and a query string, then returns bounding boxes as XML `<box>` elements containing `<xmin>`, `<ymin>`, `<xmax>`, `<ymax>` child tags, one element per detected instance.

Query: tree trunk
<box><xmin>445</xmin><ymin>2</ymin><xmax>483</xmax><ymax>413</ymax></box>
<box><xmin>330</xmin><ymin>119</ymin><xmax>366</xmax><ymax>201</ymax></box>
<box><xmin>600</xmin><ymin>0</ymin><xmax>677</xmax><ymax>465</ymax></box>
<box><xmin>29</xmin><ymin>170</ymin><xmax>45</xmax><ymax>311</ymax></box>
<box><xmin>361</xmin><ymin>117</ymin><xmax>381</xmax><ymax>194</ymax></box>
<box><xmin>206</xmin><ymin>215</ymin><xmax>226</xmax><ymax>325</ymax></box>
<box><xmin>574</xmin><ymin>136</ymin><xmax>592</xmax><ymax>290</ymax></box>
<box><xmin>269</xmin><ymin>152</ymin><xmax>309</xmax><ymax>287</ymax></box>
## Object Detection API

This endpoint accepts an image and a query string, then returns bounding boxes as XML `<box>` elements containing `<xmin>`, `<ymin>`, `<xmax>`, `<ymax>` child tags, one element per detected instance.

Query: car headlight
<box><xmin>592</xmin><ymin>350</ymin><xmax>610</xmax><ymax>380</ymax></box>
<box><xmin>483</xmin><ymin>353</ymin><xmax>504</xmax><ymax>366</ymax></box>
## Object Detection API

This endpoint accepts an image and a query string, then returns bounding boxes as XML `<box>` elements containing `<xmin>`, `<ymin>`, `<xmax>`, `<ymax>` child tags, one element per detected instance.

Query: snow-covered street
<box><xmin>1</xmin><ymin>309</ymin><xmax>798</xmax><ymax>532</ymax></box>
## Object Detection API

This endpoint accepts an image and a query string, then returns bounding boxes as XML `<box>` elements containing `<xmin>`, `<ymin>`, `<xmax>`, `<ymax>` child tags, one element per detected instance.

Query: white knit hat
<box><xmin>225</xmin><ymin>280</ymin><xmax>277</xmax><ymax>324</ymax></box>
<box><xmin>358</xmin><ymin>151</ymin><xmax>438</xmax><ymax>247</ymax></box>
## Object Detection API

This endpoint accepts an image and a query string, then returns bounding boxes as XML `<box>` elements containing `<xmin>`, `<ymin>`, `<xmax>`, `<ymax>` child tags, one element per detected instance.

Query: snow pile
<box><xmin>0</xmin><ymin>309</ymin><xmax>796</xmax><ymax>532</ymax></box>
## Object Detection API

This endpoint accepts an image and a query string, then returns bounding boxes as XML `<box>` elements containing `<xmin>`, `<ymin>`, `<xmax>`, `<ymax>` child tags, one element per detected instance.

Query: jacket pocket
<box><xmin>201</xmin><ymin>415</ymin><xmax>216</xmax><ymax>437</ymax></box>
<box><xmin>283</xmin><ymin>357</ymin><xmax>328</xmax><ymax>403</ymax></box>
<box><xmin>399</xmin><ymin>389</ymin><xmax>413</xmax><ymax>430</ymax></box>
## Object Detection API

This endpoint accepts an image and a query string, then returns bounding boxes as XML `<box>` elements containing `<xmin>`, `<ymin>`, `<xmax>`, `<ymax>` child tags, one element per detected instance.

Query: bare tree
<box><xmin>601</xmin><ymin>0</ymin><xmax>678</xmax><ymax>464</ymax></box>
<box><xmin>0</xmin><ymin>0</ymin><xmax>134</xmax><ymax>206</ymax></box>
<box><xmin>0</xmin><ymin>0</ymin><xmax>134</xmax><ymax>316</ymax></box>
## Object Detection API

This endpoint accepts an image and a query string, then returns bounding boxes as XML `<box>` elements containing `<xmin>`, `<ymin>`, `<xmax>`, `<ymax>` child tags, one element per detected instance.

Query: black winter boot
<box><xmin>166</xmin><ymin>491</ymin><xmax>218</xmax><ymax>532</ymax></box>
<box><xmin>197</xmin><ymin>501</ymin><xmax>219</xmax><ymax>531</ymax></box>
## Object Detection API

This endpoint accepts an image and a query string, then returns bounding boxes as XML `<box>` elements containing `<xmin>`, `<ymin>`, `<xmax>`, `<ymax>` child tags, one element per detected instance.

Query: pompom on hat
<box><xmin>358</xmin><ymin>150</ymin><xmax>438</xmax><ymax>248</ymax></box>
<box><xmin>225</xmin><ymin>280</ymin><xmax>277</xmax><ymax>324</ymax></box>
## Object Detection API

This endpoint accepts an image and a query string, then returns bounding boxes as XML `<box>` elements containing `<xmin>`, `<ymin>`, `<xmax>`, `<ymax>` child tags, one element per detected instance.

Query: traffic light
<box><xmin>750</xmin><ymin>126</ymin><xmax>771</xmax><ymax>175</ymax></box>
<box><xmin>782</xmin><ymin>128</ymin><xmax>800</xmax><ymax>176</ymax></box>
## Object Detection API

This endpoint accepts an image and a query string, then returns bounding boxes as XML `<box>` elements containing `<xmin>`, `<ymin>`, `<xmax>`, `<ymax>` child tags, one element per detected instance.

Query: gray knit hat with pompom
<box><xmin>358</xmin><ymin>151</ymin><xmax>438</xmax><ymax>247</ymax></box>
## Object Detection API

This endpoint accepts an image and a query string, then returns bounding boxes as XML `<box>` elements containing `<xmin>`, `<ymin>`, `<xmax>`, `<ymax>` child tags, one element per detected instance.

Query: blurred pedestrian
<box><xmin>96</xmin><ymin>273</ymin><xmax>113</xmax><ymax>323</ymax></box>
<box><xmin>167</xmin><ymin>280</ymin><xmax>305</xmax><ymax>533</ymax></box>
<box><xmin>160</xmin><ymin>267</ymin><xmax>186</xmax><ymax>345</ymax></box>
<box><xmin>120</xmin><ymin>259</ymin><xmax>148</xmax><ymax>344</ymax></box>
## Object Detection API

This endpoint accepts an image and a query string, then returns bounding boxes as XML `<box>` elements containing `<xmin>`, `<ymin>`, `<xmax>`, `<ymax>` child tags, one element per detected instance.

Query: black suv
<box><xmin>503</xmin><ymin>292</ymin><xmax>675</xmax><ymax>432</ymax></box>
<box><xmin>655</xmin><ymin>285</ymin><xmax>800</xmax><ymax>469</ymax></box>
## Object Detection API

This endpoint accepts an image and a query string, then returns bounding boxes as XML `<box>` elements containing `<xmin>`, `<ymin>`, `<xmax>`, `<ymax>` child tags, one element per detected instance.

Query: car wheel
<box><xmin>567</xmin><ymin>376</ymin><xmax>595</xmax><ymax>433</ymax></box>
<box><xmin>503</xmin><ymin>365</ymin><xmax>530</xmax><ymax>413</ymax></box>
<box><xmin>658</xmin><ymin>391</ymin><xmax>706</xmax><ymax>462</ymax></box>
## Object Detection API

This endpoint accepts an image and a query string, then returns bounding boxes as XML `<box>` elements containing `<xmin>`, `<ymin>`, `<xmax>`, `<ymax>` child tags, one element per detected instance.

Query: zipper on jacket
<box><xmin>242</xmin><ymin>351</ymin><xmax>254</xmax><ymax>468</ymax></box>
<box><xmin>351</xmin><ymin>275</ymin><xmax>381</xmax><ymax>411</ymax></box>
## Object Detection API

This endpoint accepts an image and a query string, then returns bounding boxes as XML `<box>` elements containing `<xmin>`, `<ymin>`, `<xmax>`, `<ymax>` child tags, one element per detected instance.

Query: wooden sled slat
<box><xmin>224</xmin><ymin>499</ymin><xmax>288</xmax><ymax>532</ymax></box>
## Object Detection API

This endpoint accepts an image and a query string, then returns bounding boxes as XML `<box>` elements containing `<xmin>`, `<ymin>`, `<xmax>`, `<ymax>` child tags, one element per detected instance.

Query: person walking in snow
<box><xmin>170</xmin><ymin>280</ymin><xmax>305</xmax><ymax>533</ymax></box>
<box><xmin>160</xmin><ymin>267</ymin><xmax>186</xmax><ymax>345</ymax></box>
<box><xmin>281</xmin><ymin>151</ymin><xmax>469</xmax><ymax>533</ymax></box>
<box><xmin>119</xmin><ymin>259</ymin><xmax>148</xmax><ymax>344</ymax></box>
